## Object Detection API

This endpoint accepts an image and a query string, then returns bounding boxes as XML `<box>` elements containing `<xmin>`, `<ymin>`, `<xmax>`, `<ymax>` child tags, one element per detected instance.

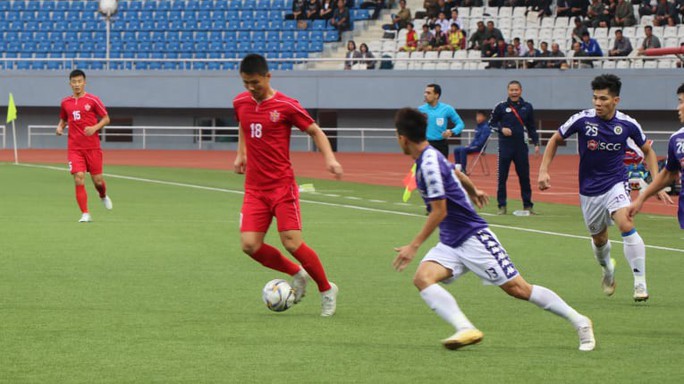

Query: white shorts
<box><xmin>580</xmin><ymin>181</ymin><xmax>631</xmax><ymax>235</ymax></box>
<box><xmin>421</xmin><ymin>229</ymin><xmax>519</xmax><ymax>286</ymax></box>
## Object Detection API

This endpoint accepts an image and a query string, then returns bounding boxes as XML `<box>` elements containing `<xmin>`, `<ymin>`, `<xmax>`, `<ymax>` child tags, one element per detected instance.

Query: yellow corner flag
<box><xmin>402</xmin><ymin>163</ymin><xmax>417</xmax><ymax>202</ymax></box>
<box><xmin>6</xmin><ymin>93</ymin><xmax>17</xmax><ymax>123</ymax></box>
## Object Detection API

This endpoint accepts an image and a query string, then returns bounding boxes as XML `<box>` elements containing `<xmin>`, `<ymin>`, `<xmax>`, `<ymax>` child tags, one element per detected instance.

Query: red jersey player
<box><xmin>56</xmin><ymin>70</ymin><xmax>112</xmax><ymax>223</ymax></box>
<box><xmin>233</xmin><ymin>54</ymin><xmax>343</xmax><ymax>316</ymax></box>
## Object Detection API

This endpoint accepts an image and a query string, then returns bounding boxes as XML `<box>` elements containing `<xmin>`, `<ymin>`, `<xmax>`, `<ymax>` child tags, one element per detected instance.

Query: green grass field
<box><xmin>1</xmin><ymin>162</ymin><xmax>683</xmax><ymax>383</ymax></box>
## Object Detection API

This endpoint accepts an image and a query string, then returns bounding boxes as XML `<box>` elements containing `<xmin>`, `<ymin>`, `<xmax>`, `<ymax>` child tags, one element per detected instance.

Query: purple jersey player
<box><xmin>539</xmin><ymin>74</ymin><xmax>670</xmax><ymax>303</ymax></box>
<box><xmin>629</xmin><ymin>83</ymin><xmax>684</xmax><ymax>229</ymax></box>
<box><xmin>392</xmin><ymin>107</ymin><xmax>595</xmax><ymax>352</ymax></box>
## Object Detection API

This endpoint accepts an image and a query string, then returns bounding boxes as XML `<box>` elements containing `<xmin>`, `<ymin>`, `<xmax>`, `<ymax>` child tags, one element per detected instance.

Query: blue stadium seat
<box><xmin>252</xmin><ymin>31</ymin><xmax>266</xmax><ymax>43</ymax></box>
<box><xmin>186</xmin><ymin>1</ymin><xmax>200</xmax><ymax>11</ymax></box>
<box><xmin>309</xmin><ymin>40</ymin><xmax>324</xmax><ymax>52</ymax></box>
<box><xmin>280</xmin><ymin>62</ymin><xmax>294</xmax><ymax>71</ymax></box>
<box><xmin>282</xmin><ymin>20</ymin><xmax>296</xmax><ymax>30</ymax></box>
<box><xmin>184</xmin><ymin>11</ymin><xmax>197</xmax><ymax>22</ymax></box>
<box><xmin>257</xmin><ymin>0</ymin><xmax>272</xmax><ymax>9</ymax></box>
<box><xmin>252</xmin><ymin>41</ymin><xmax>266</xmax><ymax>53</ymax></box>
<box><xmin>200</xmin><ymin>0</ymin><xmax>214</xmax><ymax>10</ymax></box>
<box><xmin>324</xmin><ymin>30</ymin><xmax>339</xmax><ymax>42</ymax></box>
<box><xmin>157</xmin><ymin>1</ymin><xmax>171</xmax><ymax>11</ymax></box>
<box><xmin>195</xmin><ymin>41</ymin><xmax>209</xmax><ymax>52</ymax></box>
<box><xmin>143</xmin><ymin>1</ymin><xmax>157</xmax><ymax>11</ymax></box>
<box><xmin>139</xmin><ymin>11</ymin><xmax>153</xmax><ymax>21</ymax></box>
<box><xmin>198</xmin><ymin>19</ymin><xmax>212</xmax><ymax>30</ymax></box>
<box><xmin>213</xmin><ymin>0</ymin><xmax>228</xmax><ymax>10</ymax></box>
<box><xmin>52</xmin><ymin>20</ymin><xmax>67</xmax><ymax>32</ymax></box>
<box><xmin>165</xmin><ymin>41</ymin><xmax>181</xmax><ymax>52</ymax></box>
<box><xmin>295</xmin><ymin>30</ymin><xmax>310</xmax><ymax>42</ymax></box>
<box><xmin>171</xmin><ymin>0</ymin><xmax>184</xmax><ymax>10</ymax></box>
<box><xmin>212</xmin><ymin>19</ymin><xmax>227</xmax><ymax>31</ymax></box>
<box><xmin>312</xmin><ymin>20</ymin><xmax>327</xmax><ymax>30</ymax></box>
<box><xmin>241</xmin><ymin>0</ymin><xmax>256</xmax><ymax>10</ymax></box>
<box><xmin>208</xmin><ymin>31</ymin><xmax>223</xmax><ymax>41</ymax></box>
<box><xmin>0</xmin><ymin>1</ymin><xmax>10</xmax><ymax>11</ymax></box>
<box><xmin>281</xmin><ymin>41</ymin><xmax>294</xmax><ymax>52</ymax></box>
<box><xmin>69</xmin><ymin>1</ymin><xmax>84</xmax><ymax>11</ymax></box>
<box><xmin>266</xmin><ymin>30</ymin><xmax>280</xmax><ymax>41</ymax></box>
<box><xmin>35</xmin><ymin>41</ymin><xmax>50</xmax><ymax>53</ymax></box>
<box><xmin>241</xmin><ymin>10</ymin><xmax>254</xmax><ymax>22</ymax></box>
<box><xmin>252</xmin><ymin>19</ymin><xmax>268</xmax><ymax>30</ymax></box>
<box><xmin>352</xmin><ymin>9</ymin><xmax>371</xmax><ymax>20</ymax></box>
<box><xmin>168</xmin><ymin>10</ymin><xmax>182</xmax><ymax>21</ymax></box>
<box><xmin>12</xmin><ymin>1</ymin><xmax>27</xmax><ymax>11</ymax></box>
<box><xmin>180</xmin><ymin>41</ymin><xmax>194</xmax><ymax>52</ymax></box>
<box><xmin>281</xmin><ymin>30</ymin><xmax>294</xmax><ymax>42</ymax></box>
<box><xmin>21</xmin><ymin>11</ymin><xmax>35</xmax><ymax>21</ymax></box>
<box><xmin>224</xmin><ymin>31</ymin><xmax>236</xmax><ymax>44</ymax></box>
<box><xmin>110</xmin><ymin>41</ymin><xmax>123</xmax><ymax>52</ymax></box>
<box><xmin>129</xmin><ymin>1</ymin><xmax>143</xmax><ymax>11</ymax></box>
<box><xmin>169</xmin><ymin>19</ymin><xmax>183</xmax><ymax>30</ymax></box>
<box><xmin>266</xmin><ymin>41</ymin><xmax>279</xmax><ymax>52</ymax></box>
<box><xmin>198</xmin><ymin>10</ymin><xmax>211</xmax><ymax>21</ymax></box>
<box><xmin>163</xmin><ymin>61</ymin><xmax>180</xmax><ymax>70</ymax></box>
<box><xmin>207</xmin><ymin>61</ymin><xmax>221</xmax><ymax>70</ymax></box>
<box><xmin>228</xmin><ymin>0</ymin><xmax>241</xmax><ymax>11</ymax></box>
<box><xmin>17</xmin><ymin>61</ymin><xmax>32</xmax><ymax>70</ymax></box>
<box><xmin>165</xmin><ymin>52</ymin><xmax>179</xmax><ymax>59</ymax></box>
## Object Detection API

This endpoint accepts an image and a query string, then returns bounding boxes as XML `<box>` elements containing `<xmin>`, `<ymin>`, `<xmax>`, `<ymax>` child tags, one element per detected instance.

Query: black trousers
<box><xmin>497</xmin><ymin>142</ymin><xmax>533</xmax><ymax>208</ymax></box>
<box><xmin>428</xmin><ymin>139</ymin><xmax>449</xmax><ymax>159</ymax></box>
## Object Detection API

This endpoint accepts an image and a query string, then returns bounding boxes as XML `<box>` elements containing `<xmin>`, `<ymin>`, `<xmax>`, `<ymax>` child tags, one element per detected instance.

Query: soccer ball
<box><xmin>262</xmin><ymin>279</ymin><xmax>295</xmax><ymax>312</ymax></box>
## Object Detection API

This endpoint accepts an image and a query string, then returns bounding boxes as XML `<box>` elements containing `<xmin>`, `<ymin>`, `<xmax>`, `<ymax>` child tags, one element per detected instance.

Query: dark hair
<box><xmin>427</xmin><ymin>83</ymin><xmax>442</xmax><ymax>98</ymax></box>
<box><xmin>239</xmin><ymin>53</ymin><xmax>269</xmax><ymax>75</ymax></box>
<box><xmin>581</xmin><ymin>31</ymin><xmax>590</xmax><ymax>37</ymax></box>
<box><xmin>526</xmin><ymin>39</ymin><xmax>534</xmax><ymax>44</ymax></box>
<box><xmin>476</xmin><ymin>110</ymin><xmax>488</xmax><ymax>116</ymax></box>
<box><xmin>645</xmin><ymin>25</ymin><xmax>652</xmax><ymax>31</ymax></box>
<box><xmin>508</xmin><ymin>80</ymin><xmax>522</xmax><ymax>88</ymax></box>
<box><xmin>69</xmin><ymin>69</ymin><xmax>86</xmax><ymax>79</ymax></box>
<box><xmin>676</xmin><ymin>83</ymin><xmax>684</xmax><ymax>94</ymax></box>
<box><xmin>408</xmin><ymin>22</ymin><xmax>414</xmax><ymax>28</ymax></box>
<box><xmin>347</xmin><ymin>40</ymin><xmax>356</xmax><ymax>50</ymax></box>
<box><xmin>395</xmin><ymin>108</ymin><xmax>427</xmax><ymax>143</ymax></box>
<box><xmin>359</xmin><ymin>43</ymin><xmax>369</xmax><ymax>52</ymax></box>
<box><xmin>591</xmin><ymin>74</ymin><xmax>622</xmax><ymax>96</ymax></box>
<box><xmin>615</xmin><ymin>29</ymin><xmax>622</xmax><ymax>34</ymax></box>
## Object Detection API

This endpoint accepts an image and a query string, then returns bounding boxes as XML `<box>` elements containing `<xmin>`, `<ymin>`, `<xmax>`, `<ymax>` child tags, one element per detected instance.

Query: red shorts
<box><xmin>68</xmin><ymin>149</ymin><xmax>103</xmax><ymax>175</ymax></box>
<box><xmin>240</xmin><ymin>183</ymin><xmax>302</xmax><ymax>233</ymax></box>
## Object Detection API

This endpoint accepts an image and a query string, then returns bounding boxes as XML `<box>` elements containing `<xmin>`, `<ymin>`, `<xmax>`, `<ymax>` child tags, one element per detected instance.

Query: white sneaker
<box><xmin>601</xmin><ymin>258</ymin><xmax>616</xmax><ymax>296</ymax></box>
<box><xmin>633</xmin><ymin>283</ymin><xmax>649</xmax><ymax>302</ymax></box>
<box><xmin>576</xmin><ymin>317</ymin><xmax>596</xmax><ymax>351</ymax></box>
<box><xmin>101</xmin><ymin>195</ymin><xmax>113</xmax><ymax>210</ymax></box>
<box><xmin>292</xmin><ymin>269</ymin><xmax>309</xmax><ymax>304</ymax></box>
<box><xmin>320</xmin><ymin>282</ymin><xmax>338</xmax><ymax>317</ymax></box>
<box><xmin>442</xmin><ymin>328</ymin><xmax>484</xmax><ymax>350</ymax></box>
<box><xmin>78</xmin><ymin>213</ymin><xmax>92</xmax><ymax>223</ymax></box>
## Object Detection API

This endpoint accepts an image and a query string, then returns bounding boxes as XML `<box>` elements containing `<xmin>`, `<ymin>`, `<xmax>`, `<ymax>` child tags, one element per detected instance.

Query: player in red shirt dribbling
<box><xmin>233</xmin><ymin>54</ymin><xmax>343</xmax><ymax>316</ymax></box>
<box><xmin>56</xmin><ymin>70</ymin><xmax>112</xmax><ymax>223</ymax></box>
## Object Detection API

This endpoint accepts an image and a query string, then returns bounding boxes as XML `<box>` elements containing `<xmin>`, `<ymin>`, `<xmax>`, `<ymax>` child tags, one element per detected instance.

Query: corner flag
<box><xmin>402</xmin><ymin>163</ymin><xmax>417</xmax><ymax>202</ymax></box>
<box><xmin>6</xmin><ymin>93</ymin><xmax>17</xmax><ymax>123</ymax></box>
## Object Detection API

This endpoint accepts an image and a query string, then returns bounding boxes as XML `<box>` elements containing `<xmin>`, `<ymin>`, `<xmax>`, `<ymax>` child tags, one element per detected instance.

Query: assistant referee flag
<box><xmin>6</xmin><ymin>93</ymin><xmax>17</xmax><ymax>123</ymax></box>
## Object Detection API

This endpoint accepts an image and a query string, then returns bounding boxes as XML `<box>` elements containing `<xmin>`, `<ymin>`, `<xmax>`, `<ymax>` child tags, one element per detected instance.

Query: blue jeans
<box><xmin>453</xmin><ymin>145</ymin><xmax>483</xmax><ymax>172</ymax></box>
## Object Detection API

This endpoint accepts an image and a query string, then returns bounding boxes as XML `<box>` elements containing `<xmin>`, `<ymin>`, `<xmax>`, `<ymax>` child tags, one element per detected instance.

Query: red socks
<box><xmin>250</xmin><ymin>243</ymin><xmax>301</xmax><ymax>276</ymax></box>
<box><xmin>95</xmin><ymin>181</ymin><xmax>107</xmax><ymax>199</ymax></box>
<box><xmin>291</xmin><ymin>243</ymin><xmax>331</xmax><ymax>292</ymax></box>
<box><xmin>75</xmin><ymin>185</ymin><xmax>88</xmax><ymax>213</ymax></box>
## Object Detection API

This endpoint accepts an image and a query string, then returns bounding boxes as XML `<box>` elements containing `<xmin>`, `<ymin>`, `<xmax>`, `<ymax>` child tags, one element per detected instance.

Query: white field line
<box><xmin>17</xmin><ymin>163</ymin><xmax>684</xmax><ymax>253</ymax></box>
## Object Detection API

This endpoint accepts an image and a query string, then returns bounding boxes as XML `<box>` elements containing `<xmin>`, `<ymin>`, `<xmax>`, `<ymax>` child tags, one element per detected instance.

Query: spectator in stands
<box><xmin>572</xmin><ymin>17</ymin><xmax>589</xmax><ymax>43</ymax></box>
<box><xmin>532</xmin><ymin>0</ymin><xmax>553</xmax><ymax>18</ymax></box>
<box><xmin>330</xmin><ymin>0</ymin><xmax>351</xmax><ymax>38</ymax></box>
<box><xmin>384</xmin><ymin>0</ymin><xmax>411</xmax><ymax>30</ymax></box>
<box><xmin>320</xmin><ymin>0</ymin><xmax>335</xmax><ymax>20</ymax></box>
<box><xmin>452</xmin><ymin>111</ymin><xmax>491</xmax><ymax>173</ymax></box>
<box><xmin>537</xmin><ymin>41</ymin><xmax>551</xmax><ymax>68</ymax></box>
<box><xmin>484</xmin><ymin>21</ymin><xmax>504</xmax><ymax>43</ymax></box>
<box><xmin>504</xmin><ymin>44</ymin><xmax>520</xmax><ymax>69</ymax></box>
<box><xmin>468</xmin><ymin>21</ymin><xmax>487</xmax><ymax>50</ymax></box>
<box><xmin>586</xmin><ymin>0</ymin><xmax>609</xmax><ymax>27</ymax></box>
<box><xmin>482</xmin><ymin>37</ymin><xmax>499</xmax><ymax>67</ymax></box>
<box><xmin>432</xmin><ymin>11</ymin><xmax>451</xmax><ymax>31</ymax></box>
<box><xmin>422</xmin><ymin>0</ymin><xmax>439</xmax><ymax>19</ymax></box>
<box><xmin>568</xmin><ymin>0</ymin><xmax>588</xmax><ymax>17</ymax></box>
<box><xmin>306</xmin><ymin>0</ymin><xmax>322</xmax><ymax>20</ymax></box>
<box><xmin>360</xmin><ymin>0</ymin><xmax>385</xmax><ymax>20</ymax></box>
<box><xmin>557</xmin><ymin>0</ymin><xmax>572</xmax><ymax>16</ymax></box>
<box><xmin>443</xmin><ymin>23</ymin><xmax>466</xmax><ymax>51</ymax></box>
<box><xmin>417</xmin><ymin>24</ymin><xmax>434</xmax><ymax>51</ymax></box>
<box><xmin>612</xmin><ymin>0</ymin><xmax>637</xmax><ymax>26</ymax></box>
<box><xmin>513</xmin><ymin>37</ymin><xmax>527</xmax><ymax>56</ymax></box>
<box><xmin>580</xmin><ymin>31</ymin><xmax>603</xmax><ymax>57</ymax></box>
<box><xmin>344</xmin><ymin>40</ymin><xmax>362</xmax><ymax>70</ymax></box>
<box><xmin>640</xmin><ymin>0</ymin><xmax>656</xmax><ymax>17</ymax></box>
<box><xmin>637</xmin><ymin>25</ymin><xmax>662</xmax><ymax>54</ymax></box>
<box><xmin>571</xmin><ymin>41</ymin><xmax>595</xmax><ymax>68</ymax></box>
<box><xmin>450</xmin><ymin>9</ymin><xmax>462</xmax><ymax>28</ymax></box>
<box><xmin>435</xmin><ymin>0</ymin><xmax>451</xmax><ymax>15</ymax></box>
<box><xmin>359</xmin><ymin>43</ymin><xmax>377</xmax><ymax>69</ymax></box>
<box><xmin>609</xmin><ymin>29</ymin><xmax>633</xmax><ymax>56</ymax></box>
<box><xmin>427</xmin><ymin>24</ymin><xmax>448</xmax><ymax>51</ymax></box>
<box><xmin>546</xmin><ymin>42</ymin><xmax>567</xmax><ymax>68</ymax></box>
<box><xmin>654</xmin><ymin>0</ymin><xmax>680</xmax><ymax>26</ymax></box>
<box><xmin>462</xmin><ymin>0</ymin><xmax>484</xmax><ymax>6</ymax></box>
<box><xmin>523</xmin><ymin>40</ymin><xmax>542</xmax><ymax>68</ymax></box>
<box><xmin>286</xmin><ymin>0</ymin><xmax>306</xmax><ymax>20</ymax></box>
<box><xmin>398</xmin><ymin>22</ymin><xmax>418</xmax><ymax>51</ymax></box>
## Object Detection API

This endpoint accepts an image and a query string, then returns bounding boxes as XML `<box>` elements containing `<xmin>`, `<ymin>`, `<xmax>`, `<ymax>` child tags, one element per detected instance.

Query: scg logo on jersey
<box><xmin>587</xmin><ymin>140</ymin><xmax>622</xmax><ymax>151</ymax></box>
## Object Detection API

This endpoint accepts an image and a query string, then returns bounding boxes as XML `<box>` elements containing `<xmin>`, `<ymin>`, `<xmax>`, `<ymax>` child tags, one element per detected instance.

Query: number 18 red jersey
<box><xmin>233</xmin><ymin>91</ymin><xmax>314</xmax><ymax>189</ymax></box>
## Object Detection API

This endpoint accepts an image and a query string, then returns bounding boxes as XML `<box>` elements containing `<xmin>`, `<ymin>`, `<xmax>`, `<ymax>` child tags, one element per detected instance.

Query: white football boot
<box><xmin>78</xmin><ymin>213</ymin><xmax>92</xmax><ymax>223</ymax></box>
<box><xmin>292</xmin><ymin>269</ymin><xmax>309</xmax><ymax>304</ymax></box>
<box><xmin>576</xmin><ymin>317</ymin><xmax>596</xmax><ymax>351</ymax></box>
<box><xmin>101</xmin><ymin>195</ymin><xmax>113</xmax><ymax>210</ymax></box>
<box><xmin>442</xmin><ymin>328</ymin><xmax>484</xmax><ymax>350</ymax></box>
<box><xmin>320</xmin><ymin>282</ymin><xmax>338</xmax><ymax>317</ymax></box>
<box><xmin>633</xmin><ymin>283</ymin><xmax>649</xmax><ymax>302</ymax></box>
<box><xmin>601</xmin><ymin>258</ymin><xmax>616</xmax><ymax>296</ymax></box>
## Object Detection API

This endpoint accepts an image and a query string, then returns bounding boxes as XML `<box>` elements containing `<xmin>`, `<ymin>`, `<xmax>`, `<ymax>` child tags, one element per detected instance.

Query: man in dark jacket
<box><xmin>489</xmin><ymin>81</ymin><xmax>540</xmax><ymax>215</ymax></box>
<box><xmin>453</xmin><ymin>111</ymin><xmax>491</xmax><ymax>173</ymax></box>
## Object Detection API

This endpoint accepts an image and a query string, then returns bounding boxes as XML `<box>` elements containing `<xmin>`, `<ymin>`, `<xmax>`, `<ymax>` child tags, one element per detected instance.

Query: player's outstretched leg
<box><xmin>75</xmin><ymin>184</ymin><xmax>90</xmax><ymax>222</ymax></box>
<box><xmin>503</xmin><ymin>277</ymin><xmax>596</xmax><ymax>351</ymax></box>
<box><xmin>622</xmin><ymin>229</ymin><xmax>649</xmax><ymax>302</ymax></box>
<box><xmin>592</xmin><ymin>241</ymin><xmax>616</xmax><ymax>296</ymax></box>
<box><xmin>419</xmin><ymin>284</ymin><xmax>482</xmax><ymax>350</ymax></box>
<box><xmin>320</xmin><ymin>282</ymin><xmax>338</xmax><ymax>317</ymax></box>
<box><xmin>287</xmin><ymin>242</ymin><xmax>338</xmax><ymax>316</ymax></box>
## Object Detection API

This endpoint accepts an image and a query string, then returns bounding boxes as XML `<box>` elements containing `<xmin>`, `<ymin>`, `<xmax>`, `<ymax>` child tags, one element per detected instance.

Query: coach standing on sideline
<box><xmin>418</xmin><ymin>83</ymin><xmax>465</xmax><ymax>159</ymax></box>
<box><xmin>489</xmin><ymin>80</ymin><xmax>540</xmax><ymax>215</ymax></box>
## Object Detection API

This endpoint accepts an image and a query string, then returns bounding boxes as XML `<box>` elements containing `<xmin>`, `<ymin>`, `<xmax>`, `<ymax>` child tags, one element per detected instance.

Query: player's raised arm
<box><xmin>233</xmin><ymin>123</ymin><xmax>246</xmax><ymax>174</ymax></box>
<box><xmin>305</xmin><ymin>123</ymin><xmax>343</xmax><ymax>179</ymax></box>
<box><xmin>639</xmin><ymin>140</ymin><xmax>674</xmax><ymax>204</ymax></box>
<box><xmin>538</xmin><ymin>132</ymin><xmax>564</xmax><ymax>190</ymax></box>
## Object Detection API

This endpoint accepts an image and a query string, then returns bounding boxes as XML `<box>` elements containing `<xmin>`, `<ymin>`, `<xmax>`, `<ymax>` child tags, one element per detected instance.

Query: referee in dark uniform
<box><xmin>489</xmin><ymin>80</ymin><xmax>540</xmax><ymax>215</ymax></box>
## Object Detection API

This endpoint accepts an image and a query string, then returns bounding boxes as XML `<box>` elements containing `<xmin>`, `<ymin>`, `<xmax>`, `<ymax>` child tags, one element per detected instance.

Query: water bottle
<box><xmin>512</xmin><ymin>210</ymin><xmax>530</xmax><ymax>217</ymax></box>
